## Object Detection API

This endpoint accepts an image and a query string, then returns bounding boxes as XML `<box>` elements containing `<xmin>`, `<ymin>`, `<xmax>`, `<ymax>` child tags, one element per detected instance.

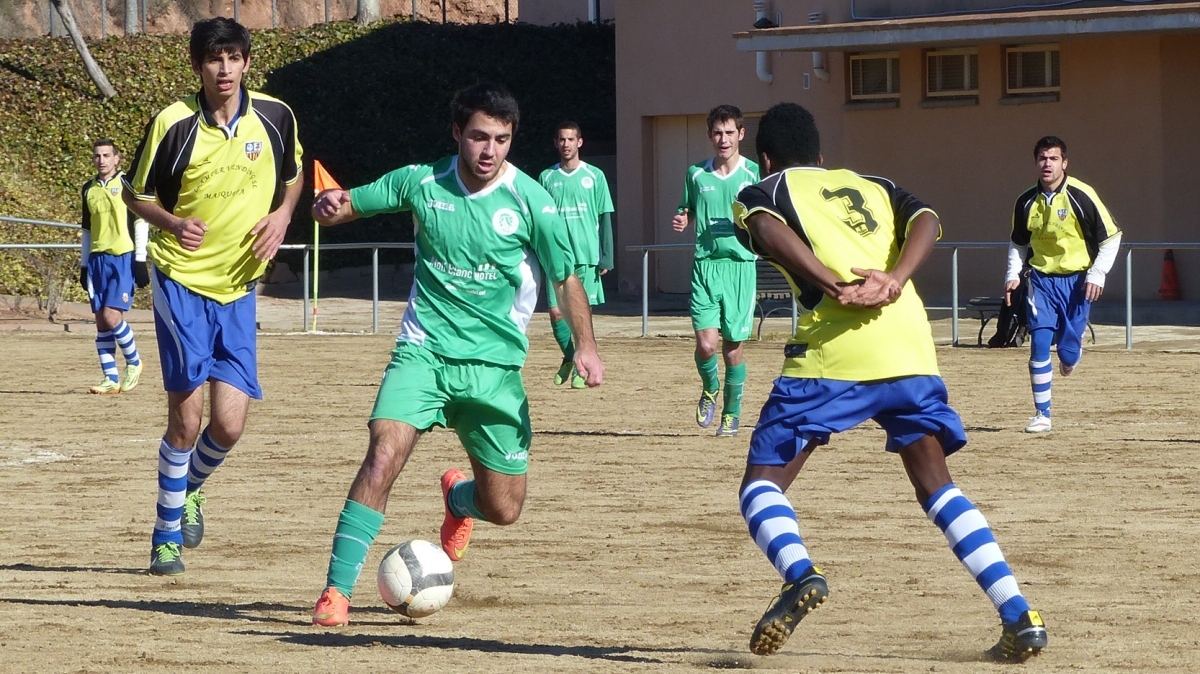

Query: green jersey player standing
<box><xmin>672</xmin><ymin>105</ymin><xmax>760</xmax><ymax>437</ymax></box>
<box><xmin>310</xmin><ymin>83</ymin><xmax>605</xmax><ymax>627</ymax></box>
<box><xmin>539</xmin><ymin>121</ymin><xmax>615</xmax><ymax>388</ymax></box>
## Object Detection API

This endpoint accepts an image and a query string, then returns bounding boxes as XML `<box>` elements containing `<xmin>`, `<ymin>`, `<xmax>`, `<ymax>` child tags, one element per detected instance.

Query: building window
<box><xmin>1006</xmin><ymin>44</ymin><xmax>1060</xmax><ymax>94</ymax></box>
<box><xmin>926</xmin><ymin>49</ymin><xmax>978</xmax><ymax>97</ymax></box>
<box><xmin>849</xmin><ymin>52</ymin><xmax>900</xmax><ymax>100</ymax></box>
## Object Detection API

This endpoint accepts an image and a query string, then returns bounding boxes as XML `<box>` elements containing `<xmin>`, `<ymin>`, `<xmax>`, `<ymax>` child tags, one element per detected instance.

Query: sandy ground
<box><xmin>2</xmin><ymin>302</ymin><xmax>1200</xmax><ymax>673</ymax></box>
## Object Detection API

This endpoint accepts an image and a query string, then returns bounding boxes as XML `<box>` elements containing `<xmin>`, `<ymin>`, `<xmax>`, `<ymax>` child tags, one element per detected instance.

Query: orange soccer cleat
<box><xmin>440</xmin><ymin>468</ymin><xmax>474</xmax><ymax>562</ymax></box>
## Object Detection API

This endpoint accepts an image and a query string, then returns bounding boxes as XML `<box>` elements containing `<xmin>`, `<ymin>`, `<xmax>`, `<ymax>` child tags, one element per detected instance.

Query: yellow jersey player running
<box><xmin>79</xmin><ymin>138</ymin><xmax>149</xmax><ymax>394</ymax></box>
<box><xmin>123</xmin><ymin>18</ymin><xmax>303</xmax><ymax>576</ymax></box>
<box><xmin>539</xmin><ymin>121</ymin><xmax>614</xmax><ymax>388</ymax></box>
<box><xmin>732</xmin><ymin>103</ymin><xmax>1047</xmax><ymax>662</ymax></box>
<box><xmin>672</xmin><ymin>105</ymin><xmax>760</xmax><ymax>437</ymax></box>
<box><xmin>309</xmin><ymin>83</ymin><xmax>605</xmax><ymax>627</ymax></box>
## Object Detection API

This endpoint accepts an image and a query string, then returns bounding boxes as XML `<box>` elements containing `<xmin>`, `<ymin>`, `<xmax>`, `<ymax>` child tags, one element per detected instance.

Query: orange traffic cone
<box><xmin>1159</xmin><ymin>249</ymin><xmax>1181</xmax><ymax>301</ymax></box>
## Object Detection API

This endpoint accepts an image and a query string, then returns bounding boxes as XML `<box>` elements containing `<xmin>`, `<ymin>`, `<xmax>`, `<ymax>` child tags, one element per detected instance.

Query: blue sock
<box><xmin>188</xmin><ymin>427</ymin><xmax>231</xmax><ymax>493</ymax></box>
<box><xmin>112</xmin><ymin>320</ymin><xmax>140</xmax><ymax>366</ymax></box>
<box><xmin>924</xmin><ymin>484</ymin><xmax>1031</xmax><ymax>624</ymax></box>
<box><xmin>95</xmin><ymin>329</ymin><xmax>118</xmax><ymax>383</ymax></box>
<box><xmin>1029</xmin><ymin>329</ymin><xmax>1053</xmax><ymax>416</ymax></box>
<box><xmin>153</xmin><ymin>439</ymin><xmax>192</xmax><ymax>546</ymax></box>
<box><xmin>740</xmin><ymin>479</ymin><xmax>815</xmax><ymax>583</ymax></box>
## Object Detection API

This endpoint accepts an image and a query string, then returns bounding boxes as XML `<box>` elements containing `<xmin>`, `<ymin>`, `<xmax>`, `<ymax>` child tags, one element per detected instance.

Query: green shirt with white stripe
<box><xmin>350</xmin><ymin>156</ymin><xmax>575</xmax><ymax>367</ymax></box>
<box><xmin>678</xmin><ymin>156</ymin><xmax>760</xmax><ymax>261</ymax></box>
<box><xmin>538</xmin><ymin>161</ymin><xmax>614</xmax><ymax>268</ymax></box>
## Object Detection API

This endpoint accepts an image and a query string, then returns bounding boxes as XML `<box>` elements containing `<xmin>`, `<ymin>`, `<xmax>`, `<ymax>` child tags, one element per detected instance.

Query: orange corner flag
<box><xmin>313</xmin><ymin>160</ymin><xmax>342</xmax><ymax>195</ymax></box>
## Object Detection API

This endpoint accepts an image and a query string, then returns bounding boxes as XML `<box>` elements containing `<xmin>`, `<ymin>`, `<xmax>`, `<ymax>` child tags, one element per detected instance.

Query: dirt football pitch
<box><xmin>2</xmin><ymin>310</ymin><xmax>1199</xmax><ymax>673</ymax></box>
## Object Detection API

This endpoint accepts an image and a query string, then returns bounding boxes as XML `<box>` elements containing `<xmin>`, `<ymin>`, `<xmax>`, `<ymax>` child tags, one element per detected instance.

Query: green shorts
<box><xmin>690</xmin><ymin>258</ymin><xmax>756</xmax><ymax>342</ymax></box>
<box><xmin>370</xmin><ymin>342</ymin><xmax>531</xmax><ymax>475</ymax></box>
<box><xmin>547</xmin><ymin>264</ymin><xmax>605</xmax><ymax>308</ymax></box>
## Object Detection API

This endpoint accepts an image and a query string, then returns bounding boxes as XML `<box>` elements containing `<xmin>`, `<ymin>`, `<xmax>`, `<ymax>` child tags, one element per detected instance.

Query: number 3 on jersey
<box><xmin>821</xmin><ymin>187</ymin><xmax>878</xmax><ymax>237</ymax></box>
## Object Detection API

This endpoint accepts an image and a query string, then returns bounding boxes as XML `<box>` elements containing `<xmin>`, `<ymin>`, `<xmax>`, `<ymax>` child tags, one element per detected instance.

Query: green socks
<box><xmin>552</xmin><ymin>318</ymin><xmax>575</xmax><ymax>360</ymax></box>
<box><xmin>325</xmin><ymin>499</ymin><xmax>384</xmax><ymax>598</ymax></box>
<box><xmin>724</xmin><ymin>362</ymin><xmax>746</xmax><ymax>417</ymax></box>
<box><xmin>696</xmin><ymin>353</ymin><xmax>720</xmax><ymax>394</ymax></box>
<box><xmin>448</xmin><ymin>479</ymin><xmax>487</xmax><ymax>520</ymax></box>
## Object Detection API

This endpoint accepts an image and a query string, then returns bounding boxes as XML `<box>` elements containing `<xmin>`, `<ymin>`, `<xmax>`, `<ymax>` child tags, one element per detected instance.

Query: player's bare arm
<box><xmin>313</xmin><ymin>189</ymin><xmax>360</xmax><ymax>226</ymax></box>
<box><xmin>250</xmin><ymin>178</ymin><xmax>304</xmax><ymax>260</ymax></box>
<box><xmin>846</xmin><ymin>211</ymin><xmax>940</xmax><ymax>309</ymax></box>
<box><xmin>122</xmin><ymin>189</ymin><xmax>208</xmax><ymax>251</ymax></box>
<box><xmin>744</xmin><ymin>211</ymin><xmax>845</xmax><ymax>300</ymax></box>
<box><xmin>553</xmin><ymin>275</ymin><xmax>605</xmax><ymax>387</ymax></box>
<box><xmin>671</xmin><ymin>208</ymin><xmax>691</xmax><ymax>232</ymax></box>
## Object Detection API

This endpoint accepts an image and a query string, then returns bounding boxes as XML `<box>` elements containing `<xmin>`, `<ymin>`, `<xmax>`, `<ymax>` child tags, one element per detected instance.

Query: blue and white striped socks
<box><xmin>1029</xmin><ymin>329</ymin><xmax>1053</xmax><ymax>416</ymax></box>
<box><xmin>153</xmin><ymin>439</ymin><xmax>191</xmax><ymax>546</ymax></box>
<box><xmin>740</xmin><ymin>479</ymin><xmax>814</xmax><ymax>583</ymax></box>
<box><xmin>95</xmin><ymin>329</ymin><xmax>118</xmax><ymax>383</ymax></box>
<box><xmin>924</xmin><ymin>484</ymin><xmax>1030</xmax><ymax>624</ymax></box>
<box><xmin>112</xmin><ymin>320</ymin><xmax>140</xmax><ymax>366</ymax></box>
<box><xmin>188</xmin><ymin>427</ymin><xmax>231</xmax><ymax>493</ymax></box>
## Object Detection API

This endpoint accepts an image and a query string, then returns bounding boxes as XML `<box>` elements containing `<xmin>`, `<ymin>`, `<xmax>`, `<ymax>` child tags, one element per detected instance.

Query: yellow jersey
<box><xmin>125</xmin><ymin>87</ymin><xmax>302</xmax><ymax>303</ymax></box>
<box><xmin>82</xmin><ymin>172</ymin><xmax>134</xmax><ymax>256</ymax></box>
<box><xmin>1011</xmin><ymin>175</ymin><xmax>1120</xmax><ymax>275</ymax></box>
<box><xmin>733</xmin><ymin>167</ymin><xmax>941</xmax><ymax>381</ymax></box>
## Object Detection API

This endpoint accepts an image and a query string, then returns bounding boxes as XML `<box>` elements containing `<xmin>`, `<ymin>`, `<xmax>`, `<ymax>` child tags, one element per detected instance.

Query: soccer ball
<box><xmin>377</xmin><ymin>539</ymin><xmax>455</xmax><ymax>618</ymax></box>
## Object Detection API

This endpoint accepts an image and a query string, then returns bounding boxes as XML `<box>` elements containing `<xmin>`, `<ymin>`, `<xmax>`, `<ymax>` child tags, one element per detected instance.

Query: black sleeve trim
<box><xmin>863</xmin><ymin>174</ymin><xmax>930</xmax><ymax>247</ymax></box>
<box><xmin>1010</xmin><ymin>186</ymin><xmax>1037</xmax><ymax>246</ymax></box>
<box><xmin>80</xmin><ymin>181</ymin><xmax>92</xmax><ymax>231</ymax></box>
<box><xmin>1065</xmin><ymin>184</ymin><xmax>1107</xmax><ymax>262</ymax></box>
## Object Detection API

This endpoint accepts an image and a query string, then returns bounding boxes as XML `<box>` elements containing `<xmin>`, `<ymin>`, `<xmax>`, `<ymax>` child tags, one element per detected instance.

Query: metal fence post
<box><xmin>302</xmin><ymin>247</ymin><xmax>311</xmax><ymax>332</ymax></box>
<box><xmin>372</xmin><ymin>247</ymin><xmax>380</xmax><ymax>334</ymax></box>
<box><xmin>791</xmin><ymin>295</ymin><xmax>797</xmax><ymax>335</ymax></box>
<box><xmin>271</xmin><ymin>0</ymin><xmax>277</xmax><ymax>28</ymax></box>
<box><xmin>101</xmin><ymin>0</ymin><xmax>108</xmax><ymax>38</ymax></box>
<box><xmin>324</xmin><ymin>0</ymin><xmax>330</xmax><ymax>23</ymax></box>
<box><xmin>951</xmin><ymin>247</ymin><xmax>959</xmax><ymax>346</ymax></box>
<box><xmin>1125</xmin><ymin>248</ymin><xmax>1133</xmax><ymax>349</ymax></box>
<box><xmin>641</xmin><ymin>248</ymin><xmax>649</xmax><ymax>338</ymax></box>
<box><xmin>233</xmin><ymin>0</ymin><xmax>239</xmax><ymax>22</ymax></box>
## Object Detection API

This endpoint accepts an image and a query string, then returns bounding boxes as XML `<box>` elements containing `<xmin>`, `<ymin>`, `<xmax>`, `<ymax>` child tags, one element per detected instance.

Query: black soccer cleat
<box><xmin>181</xmin><ymin>490</ymin><xmax>206</xmax><ymax>549</ymax></box>
<box><xmin>749</xmin><ymin>567</ymin><xmax>828</xmax><ymax>656</ymax></box>
<box><xmin>987</xmin><ymin>609</ymin><xmax>1048</xmax><ymax>663</ymax></box>
<box><xmin>149</xmin><ymin>542</ymin><xmax>185</xmax><ymax>576</ymax></box>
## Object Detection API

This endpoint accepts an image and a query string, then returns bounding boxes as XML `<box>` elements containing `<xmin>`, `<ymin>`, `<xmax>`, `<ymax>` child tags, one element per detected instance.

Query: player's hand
<box><xmin>839</xmin><ymin>268</ymin><xmax>902</xmax><ymax>309</ymax></box>
<box><xmin>572</xmin><ymin>345</ymin><xmax>605</xmax><ymax>388</ymax></box>
<box><xmin>1084</xmin><ymin>282</ymin><xmax>1103</xmax><ymax>302</ymax></box>
<box><xmin>1004</xmin><ymin>279</ymin><xmax>1021</xmax><ymax>306</ymax></box>
<box><xmin>671</xmin><ymin>209</ymin><xmax>689</xmax><ymax>233</ymax></box>
<box><xmin>599</xmin><ymin>268</ymin><xmax>608</xmax><ymax>276</ymax></box>
<box><xmin>171</xmin><ymin>217</ymin><xmax>208</xmax><ymax>251</ymax></box>
<box><xmin>250</xmin><ymin>209</ymin><xmax>291</xmax><ymax>261</ymax></box>
<box><xmin>313</xmin><ymin>189</ymin><xmax>353</xmax><ymax>224</ymax></box>
<box><xmin>133</xmin><ymin>261</ymin><xmax>150</xmax><ymax>288</ymax></box>
<box><xmin>78</xmin><ymin>267</ymin><xmax>88</xmax><ymax>292</ymax></box>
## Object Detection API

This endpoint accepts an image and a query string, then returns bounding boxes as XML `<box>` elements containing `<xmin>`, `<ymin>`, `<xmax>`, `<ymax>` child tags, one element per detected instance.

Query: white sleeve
<box><xmin>134</xmin><ymin>219</ymin><xmax>149</xmax><ymax>262</ymax></box>
<box><xmin>1005</xmin><ymin>243</ymin><xmax>1026</xmax><ymax>283</ymax></box>
<box><xmin>80</xmin><ymin>230</ymin><xmax>91</xmax><ymax>267</ymax></box>
<box><xmin>1086</xmin><ymin>231</ymin><xmax>1122</xmax><ymax>287</ymax></box>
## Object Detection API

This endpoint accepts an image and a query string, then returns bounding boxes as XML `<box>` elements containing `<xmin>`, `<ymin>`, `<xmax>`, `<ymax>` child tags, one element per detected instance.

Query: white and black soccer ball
<box><xmin>377</xmin><ymin>539</ymin><xmax>455</xmax><ymax>618</ymax></box>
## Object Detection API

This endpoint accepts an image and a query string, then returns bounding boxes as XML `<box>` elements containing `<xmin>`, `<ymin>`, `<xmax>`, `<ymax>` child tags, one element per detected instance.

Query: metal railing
<box><xmin>279</xmin><ymin>242</ymin><xmax>414</xmax><ymax>333</ymax></box>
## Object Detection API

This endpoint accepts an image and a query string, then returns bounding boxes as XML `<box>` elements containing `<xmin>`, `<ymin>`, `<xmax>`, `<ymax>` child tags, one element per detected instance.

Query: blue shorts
<box><xmin>86</xmin><ymin>252</ymin><xmax>134</xmax><ymax>313</ymax></box>
<box><xmin>747</xmin><ymin>376</ymin><xmax>968</xmax><ymax>466</ymax></box>
<box><xmin>151</xmin><ymin>266</ymin><xmax>261</xmax><ymax>398</ymax></box>
<box><xmin>1026</xmin><ymin>269</ymin><xmax>1090</xmax><ymax>355</ymax></box>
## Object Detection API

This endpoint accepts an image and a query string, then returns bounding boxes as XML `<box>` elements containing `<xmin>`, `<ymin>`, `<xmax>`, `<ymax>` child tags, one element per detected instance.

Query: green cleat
<box><xmin>571</xmin><ymin>373</ymin><xmax>587</xmax><ymax>389</ymax></box>
<box><xmin>181</xmin><ymin>490</ymin><xmax>206</xmax><ymax>549</ymax></box>
<box><xmin>987</xmin><ymin>610</ymin><xmax>1048</xmax><ymax>663</ymax></box>
<box><xmin>749</xmin><ymin>567</ymin><xmax>828</xmax><ymax>656</ymax></box>
<box><xmin>554</xmin><ymin>360</ymin><xmax>574</xmax><ymax>386</ymax></box>
<box><xmin>149</xmin><ymin>542</ymin><xmax>185</xmax><ymax>576</ymax></box>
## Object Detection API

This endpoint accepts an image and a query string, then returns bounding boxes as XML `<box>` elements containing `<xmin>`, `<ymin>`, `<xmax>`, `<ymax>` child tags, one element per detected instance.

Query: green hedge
<box><xmin>0</xmin><ymin>18</ymin><xmax>615</xmax><ymax>299</ymax></box>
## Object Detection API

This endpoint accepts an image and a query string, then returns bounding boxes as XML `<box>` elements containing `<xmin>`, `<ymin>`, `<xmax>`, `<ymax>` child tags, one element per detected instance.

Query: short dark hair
<box><xmin>450</xmin><ymin>83</ymin><xmax>520</xmax><ymax>133</ymax></box>
<box><xmin>707</xmin><ymin>104</ymin><xmax>744</xmax><ymax>133</ymax></box>
<box><xmin>1033</xmin><ymin>136</ymin><xmax>1067</xmax><ymax>159</ymax></box>
<box><xmin>92</xmin><ymin>138</ymin><xmax>118</xmax><ymax>153</ymax></box>
<box><xmin>756</xmin><ymin>103</ymin><xmax>821</xmax><ymax>170</ymax></box>
<box><xmin>556</xmin><ymin>121</ymin><xmax>582</xmax><ymax>137</ymax></box>
<box><xmin>190</xmin><ymin>17</ymin><xmax>251</xmax><ymax>67</ymax></box>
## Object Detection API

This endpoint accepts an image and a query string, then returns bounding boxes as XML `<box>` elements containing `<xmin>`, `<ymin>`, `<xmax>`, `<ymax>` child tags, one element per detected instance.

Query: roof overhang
<box><xmin>734</xmin><ymin>2</ymin><xmax>1200</xmax><ymax>52</ymax></box>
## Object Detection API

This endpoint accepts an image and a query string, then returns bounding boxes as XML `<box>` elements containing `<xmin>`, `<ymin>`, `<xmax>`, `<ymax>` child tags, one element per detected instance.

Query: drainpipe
<box><xmin>588</xmin><ymin>0</ymin><xmax>599</xmax><ymax>23</ymax></box>
<box><xmin>809</xmin><ymin>12</ymin><xmax>830</xmax><ymax>81</ymax></box>
<box><xmin>754</xmin><ymin>0</ymin><xmax>773</xmax><ymax>83</ymax></box>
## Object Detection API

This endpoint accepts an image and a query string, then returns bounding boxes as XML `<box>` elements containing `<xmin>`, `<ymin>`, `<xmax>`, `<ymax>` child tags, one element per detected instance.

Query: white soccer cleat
<box><xmin>1024</xmin><ymin>412</ymin><xmax>1052</xmax><ymax>433</ymax></box>
<box><xmin>1059</xmin><ymin>361</ymin><xmax>1076</xmax><ymax>377</ymax></box>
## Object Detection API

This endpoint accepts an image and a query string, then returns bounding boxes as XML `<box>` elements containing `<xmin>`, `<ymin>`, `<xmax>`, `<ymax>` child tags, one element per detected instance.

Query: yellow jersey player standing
<box><xmin>672</xmin><ymin>105</ymin><xmax>760</xmax><ymax>437</ymax></box>
<box><xmin>79</xmin><ymin>138</ymin><xmax>149</xmax><ymax>394</ymax></box>
<box><xmin>1005</xmin><ymin>136</ymin><xmax>1121</xmax><ymax>433</ymax></box>
<box><xmin>123</xmin><ymin>17</ymin><xmax>303</xmax><ymax>576</ymax></box>
<box><xmin>732</xmin><ymin>103</ymin><xmax>1046</xmax><ymax>662</ymax></box>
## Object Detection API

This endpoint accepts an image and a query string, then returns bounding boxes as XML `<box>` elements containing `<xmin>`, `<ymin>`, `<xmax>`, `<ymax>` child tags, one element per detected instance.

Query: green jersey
<box><xmin>538</xmin><ymin>161</ymin><xmax>614</xmax><ymax>268</ymax></box>
<box><xmin>678</xmin><ymin>156</ymin><xmax>760</xmax><ymax>261</ymax></box>
<box><xmin>350</xmin><ymin>156</ymin><xmax>575</xmax><ymax>367</ymax></box>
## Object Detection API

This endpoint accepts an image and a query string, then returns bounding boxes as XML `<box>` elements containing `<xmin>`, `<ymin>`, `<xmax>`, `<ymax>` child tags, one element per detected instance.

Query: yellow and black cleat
<box><xmin>749</xmin><ymin>567</ymin><xmax>829</xmax><ymax>656</ymax></box>
<box><xmin>987</xmin><ymin>609</ymin><xmax>1048</xmax><ymax>663</ymax></box>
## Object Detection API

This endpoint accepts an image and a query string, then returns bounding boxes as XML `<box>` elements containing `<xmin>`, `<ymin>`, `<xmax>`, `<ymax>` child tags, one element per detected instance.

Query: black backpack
<box><xmin>988</xmin><ymin>273</ymin><xmax>1029</xmax><ymax>348</ymax></box>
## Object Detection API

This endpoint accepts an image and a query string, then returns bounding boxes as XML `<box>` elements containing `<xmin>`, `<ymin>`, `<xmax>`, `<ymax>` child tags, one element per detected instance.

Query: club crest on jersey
<box><xmin>492</xmin><ymin>208</ymin><xmax>520</xmax><ymax>236</ymax></box>
<box><xmin>1057</xmin><ymin>208</ymin><xmax>1068</xmax><ymax>221</ymax></box>
<box><xmin>581</xmin><ymin>176</ymin><xmax>594</xmax><ymax>189</ymax></box>
<box><xmin>244</xmin><ymin>141</ymin><xmax>262</xmax><ymax>161</ymax></box>
<box><xmin>110</xmin><ymin>187</ymin><xmax>120</xmax><ymax>195</ymax></box>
